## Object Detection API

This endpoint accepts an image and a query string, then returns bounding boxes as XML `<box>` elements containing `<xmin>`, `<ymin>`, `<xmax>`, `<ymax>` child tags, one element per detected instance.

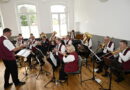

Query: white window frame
<box><xmin>16</xmin><ymin>4</ymin><xmax>39</xmax><ymax>38</ymax></box>
<box><xmin>51</xmin><ymin>5</ymin><xmax>68</xmax><ymax>37</ymax></box>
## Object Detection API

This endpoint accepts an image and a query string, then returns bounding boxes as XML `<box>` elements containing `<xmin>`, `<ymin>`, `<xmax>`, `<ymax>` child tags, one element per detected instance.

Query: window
<box><xmin>17</xmin><ymin>4</ymin><xmax>39</xmax><ymax>38</ymax></box>
<box><xmin>0</xmin><ymin>15</ymin><xmax>3</xmax><ymax>36</ymax></box>
<box><xmin>51</xmin><ymin>5</ymin><xmax>67</xmax><ymax>37</ymax></box>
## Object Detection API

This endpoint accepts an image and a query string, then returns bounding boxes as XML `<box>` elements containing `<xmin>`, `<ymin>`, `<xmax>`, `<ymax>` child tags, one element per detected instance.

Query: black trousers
<box><xmin>111</xmin><ymin>59</ymin><xmax>124</xmax><ymax>79</ymax></box>
<box><xmin>3</xmin><ymin>60</ymin><xmax>20</xmax><ymax>85</ymax></box>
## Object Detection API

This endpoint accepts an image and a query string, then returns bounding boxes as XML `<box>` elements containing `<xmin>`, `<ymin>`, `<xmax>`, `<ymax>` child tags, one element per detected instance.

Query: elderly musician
<box><xmin>59</xmin><ymin>45</ymin><xmax>79</xmax><ymax>82</ymax></box>
<box><xmin>95</xmin><ymin>36</ymin><xmax>114</xmax><ymax>73</ymax></box>
<box><xmin>110</xmin><ymin>40</ymin><xmax>130</xmax><ymax>82</ymax></box>
<box><xmin>0</xmin><ymin>28</ymin><xmax>25</xmax><ymax>89</ymax></box>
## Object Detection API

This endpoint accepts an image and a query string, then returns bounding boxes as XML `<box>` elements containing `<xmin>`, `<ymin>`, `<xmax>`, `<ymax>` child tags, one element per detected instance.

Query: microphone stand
<box><xmin>81</xmin><ymin>47</ymin><xmax>104</xmax><ymax>89</ymax></box>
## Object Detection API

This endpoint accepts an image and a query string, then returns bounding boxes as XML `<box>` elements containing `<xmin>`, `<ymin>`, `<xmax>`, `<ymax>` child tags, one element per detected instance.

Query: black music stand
<box><xmin>81</xmin><ymin>47</ymin><xmax>104</xmax><ymax>89</ymax></box>
<box><xmin>44</xmin><ymin>52</ymin><xmax>58</xmax><ymax>87</ymax></box>
<box><xmin>35</xmin><ymin>48</ymin><xmax>50</xmax><ymax>79</ymax></box>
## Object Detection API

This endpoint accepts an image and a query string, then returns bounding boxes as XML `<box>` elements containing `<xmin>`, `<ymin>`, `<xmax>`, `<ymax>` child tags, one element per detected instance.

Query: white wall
<box><xmin>0</xmin><ymin>0</ymin><xmax>74</xmax><ymax>36</ymax></box>
<box><xmin>74</xmin><ymin>0</ymin><xmax>130</xmax><ymax>40</ymax></box>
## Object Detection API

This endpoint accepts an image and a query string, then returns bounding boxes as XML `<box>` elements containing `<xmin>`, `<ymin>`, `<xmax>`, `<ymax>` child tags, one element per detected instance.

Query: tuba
<box><xmin>40</xmin><ymin>32</ymin><xmax>46</xmax><ymax>39</ymax></box>
<box><xmin>82</xmin><ymin>32</ymin><xmax>93</xmax><ymax>44</ymax></box>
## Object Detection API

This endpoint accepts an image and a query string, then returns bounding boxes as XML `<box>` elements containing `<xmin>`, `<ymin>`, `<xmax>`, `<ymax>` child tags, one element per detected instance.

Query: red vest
<box><xmin>64</xmin><ymin>52</ymin><xmax>79</xmax><ymax>72</ymax></box>
<box><xmin>121</xmin><ymin>48</ymin><xmax>130</xmax><ymax>70</ymax></box>
<box><xmin>0</xmin><ymin>36</ymin><xmax>16</xmax><ymax>60</ymax></box>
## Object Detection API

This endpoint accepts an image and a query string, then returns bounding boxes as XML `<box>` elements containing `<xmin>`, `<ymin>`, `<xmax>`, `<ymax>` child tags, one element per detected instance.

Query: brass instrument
<box><xmin>49</xmin><ymin>31</ymin><xmax>57</xmax><ymax>41</ymax></box>
<box><xmin>40</xmin><ymin>32</ymin><xmax>46</xmax><ymax>39</ymax></box>
<box><xmin>82</xmin><ymin>32</ymin><xmax>93</xmax><ymax>44</ymax></box>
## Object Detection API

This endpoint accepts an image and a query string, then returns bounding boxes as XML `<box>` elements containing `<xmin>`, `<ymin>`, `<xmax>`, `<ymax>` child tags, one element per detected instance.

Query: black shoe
<box><xmin>115</xmin><ymin>78</ymin><xmax>124</xmax><ymax>82</ymax></box>
<box><xmin>96</xmin><ymin>69</ymin><xmax>102</xmax><ymax>73</ymax></box>
<box><xmin>4</xmin><ymin>83</ymin><xmax>13</xmax><ymax>89</ymax></box>
<box><xmin>15</xmin><ymin>81</ymin><xmax>25</xmax><ymax>86</ymax></box>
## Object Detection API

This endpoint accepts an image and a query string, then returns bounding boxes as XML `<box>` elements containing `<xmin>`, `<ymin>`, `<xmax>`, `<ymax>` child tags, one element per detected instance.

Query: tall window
<box><xmin>51</xmin><ymin>5</ymin><xmax>67</xmax><ymax>37</ymax></box>
<box><xmin>0</xmin><ymin>15</ymin><xmax>3</xmax><ymax>36</ymax></box>
<box><xmin>17</xmin><ymin>4</ymin><xmax>39</xmax><ymax>38</ymax></box>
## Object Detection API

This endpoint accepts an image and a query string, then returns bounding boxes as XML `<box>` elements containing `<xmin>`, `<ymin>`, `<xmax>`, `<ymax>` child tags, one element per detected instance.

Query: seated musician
<box><xmin>77</xmin><ymin>32</ymin><xmax>92</xmax><ymax>59</ymax></box>
<box><xmin>64</xmin><ymin>35</ymin><xmax>72</xmax><ymax>45</ymax></box>
<box><xmin>26</xmin><ymin>34</ymin><xmax>38</xmax><ymax>67</ymax></box>
<box><xmin>95</xmin><ymin>36</ymin><xmax>114</xmax><ymax>73</ymax></box>
<box><xmin>41</xmin><ymin>35</ymin><xmax>49</xmax><ymax>55</ymax></box>
<box><xmin>54</xmin><ymin>38</ymin><xmax>66</xmax><ymax>67</ymax></box>
<box><xmin>59</xmin><ymin>45</ymin><xmax>79</xmax><ymax>82</ymax></box>
<box><xmin>110</xmin><ymin>40</ymin><xmax>130</xmax><ymax>82</ymax></box>
<box><xmin>46</xmin><ymin>38</ymin><xmax>66</xmax><ymax>70</ymax></box>
<box><xmin>15</xmin><ymin>34</ymin><xmax>24</xmax><ymax>47</ymax></box>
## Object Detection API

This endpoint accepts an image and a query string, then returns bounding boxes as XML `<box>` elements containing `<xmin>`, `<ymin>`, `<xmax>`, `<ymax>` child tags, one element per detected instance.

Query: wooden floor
<box><xmin>0</xmin><ymin>58</ymin><xmax>130</xmax><ymax>90</ymax></box>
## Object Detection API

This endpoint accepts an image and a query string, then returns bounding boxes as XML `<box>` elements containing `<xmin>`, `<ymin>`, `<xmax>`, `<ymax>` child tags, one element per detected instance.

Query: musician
<box><xmin>41</xmin><ymin>36</ymin><xmax>49</xmax><ymax>55</ymax></box>
<box><xmin>96</xmin><ymin>36</ymin><xmax>114</xmax><ymax>73</ymax></box>
<box><xmin>15</xmin><ymin>34</ymin><xmax>24</xmax><ymax>47</ymax></box>
<box><xmin>0</xmin><ymin>28</ymin><xmax>25</xmax><ymax>89</ymax></box>
<box><xmin>54</xmin><ymin>38</ymin><xmax>66</xmax><ymax>66</ymax></box>
<box><xmin>59</xmin><ymin>45</ymin><xmax>79</xmax><ymax>82</ymax></box>
<box><xmin>69</xmin><ymin>30</ymin><xmax>76</xmax><ymax>40</ymax></box>
<box><xmin>64</xmin><ymin>35</ymin><xmax>72</xmax><ymax>45</ymax></box>
<box><xmin>26</xmin><ymin>34</ymin><xmax>38</xmax><ymax>67</ymax></box>
<box><xmin>111</xmin><ymin>40</ymin><xmax>130</xmax><ymax>82</ymax></box>
<box><xmin>77</xmin><ymin>32</ymin><xmax>92</xmax><ymax>59</ymax></box>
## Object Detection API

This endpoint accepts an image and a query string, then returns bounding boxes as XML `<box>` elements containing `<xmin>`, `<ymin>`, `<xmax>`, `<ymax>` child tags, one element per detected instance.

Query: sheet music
<box><xmin>17</xmin><ymin>49</ymin><xmax>31</xmax><ymax>58</ymax></box>
<box><xmin>50</xmin><ymin>52</ymin><xmax>57</xmax><ymax>67</ymax></box>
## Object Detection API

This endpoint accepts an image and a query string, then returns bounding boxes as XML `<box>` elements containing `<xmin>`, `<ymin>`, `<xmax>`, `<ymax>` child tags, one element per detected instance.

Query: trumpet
<box><xmin>111</xmin><ymin>48</ymin><xmax>123</xmax><ymax>55</ymax></box>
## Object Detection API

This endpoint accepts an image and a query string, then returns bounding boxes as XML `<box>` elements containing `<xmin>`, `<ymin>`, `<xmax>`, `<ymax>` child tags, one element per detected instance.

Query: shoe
<box><xmin>96</xmin><ymin>69</ymin><xmax>102</xmax><ymax>73</ymax></box>
<box><xmin>4</xmin><ymin>83</ymin><xmax>13</xmax><ymax>89</ymax></box>
<box><xmin>115</xmin><ymin>78</ymin><xmax>124</xmax><ymax>82</ymax></box>
<box><xmin>15</xmin><ymin>81</ymin><xmax>25</xmax><ymax>86</ymax></box>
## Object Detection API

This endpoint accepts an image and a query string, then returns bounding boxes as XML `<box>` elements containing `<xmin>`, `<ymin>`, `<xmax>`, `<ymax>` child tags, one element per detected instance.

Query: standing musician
<box><xmin>95</xmin><ymin>36</ymin><xmax>114</xmax><ymax>73</ymax></box>
<box><xmin>69</xmin><ymin>30</ymin><xmax>76</xmax><ymax>40</ymax></box>
<box><xmin>110</xmin><ymin>40</ymin><xmax>130</xmax><ymax>82</ymax></box>
<box><xmin>59</xmin><ymin>45</ymin><xmax>79</xmax><ymax>82</ymax></box>
<box><xmin>64</xmin><ymin>35</ymin><xmax>72</xmax><ymax>45</ymax></box>
<box><xmin>0</xmin><ymin>28</ymin><xmax>25</xmax><ymax>89</ymax></box>
<box><xmin>77</xmin><ymin>32</ymin><xmax>92</xmax><ymax>59</ymax></box>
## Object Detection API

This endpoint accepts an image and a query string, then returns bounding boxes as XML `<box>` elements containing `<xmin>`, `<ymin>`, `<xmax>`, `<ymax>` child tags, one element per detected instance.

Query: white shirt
<box><xmin>3</xmin><ymin>36</ymin><xmax>15</xmax><ymax>51</ymax></box>
<box><xmin>64</xmin><ymin>39</ymin><xmax>72</xmax><ymax>45</ymax></box>
<box><xmin>118</xmin><ymin>49</ymin><xmax>130</xmax><ymax>63</ymax></box>
<box><xmin>63</xmin><ymin>55</ymin><xmax>75</xmax><ymax>63</ymax></box>
<box><xmin>103</xmin><ymin>41</ymin><xmax>114</xmax><ymax>53</ymax></box>
<box><xmin>56</xmin><ymin>43</ymin><xmax>66</xmax><ymax>55</ymax></box>
<box><xmin>83</xmin><ymin>38</ymin><xmax>92</xmax><ymax>48</ymax></box>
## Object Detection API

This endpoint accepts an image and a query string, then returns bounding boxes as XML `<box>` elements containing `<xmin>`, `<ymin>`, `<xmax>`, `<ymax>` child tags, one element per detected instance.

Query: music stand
<box><xmin>35</xmin><ymin>48</ymin><xmax>50</xmax><ymax>79</ymax></box>
<box><xmin>44</xmin><ymin>52</ymin><xmax>58</xmax><ymax>87</ymax></box>
<box><xmin>81</xmin><ymin>47</ymin><xmax>104</xmax><ymax>89</ymax></box>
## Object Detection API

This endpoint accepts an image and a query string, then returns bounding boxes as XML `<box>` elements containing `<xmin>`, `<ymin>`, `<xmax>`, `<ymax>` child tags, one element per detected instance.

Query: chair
<box><xmin>65</xmin><ymin>56</ymin><xmax>82</xmax><ymax>85</ymax></box>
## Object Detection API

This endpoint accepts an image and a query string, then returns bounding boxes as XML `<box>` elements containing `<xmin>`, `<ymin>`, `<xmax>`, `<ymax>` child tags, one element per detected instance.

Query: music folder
<box><xmin>16</xmin><ymin>49</ymin><xmax>31</xmax><ymax>58</ymax></box>
<box><xmin>50</xmin><ymin>52</ymin><xmax>57</xmax><ymax>67</ymax></box>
